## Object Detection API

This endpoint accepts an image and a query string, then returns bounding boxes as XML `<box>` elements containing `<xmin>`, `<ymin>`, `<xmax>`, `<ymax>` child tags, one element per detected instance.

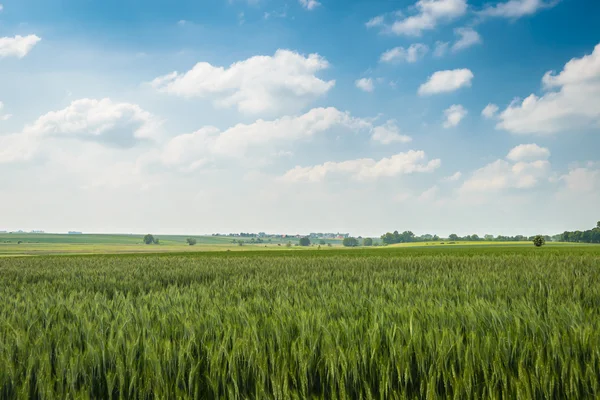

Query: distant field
<box><xmin>0</xmin><ymin>233</ymin><xmax>593</xmax><ymax>256</ymax></box>
<box><xmin>0</xmin><ymin>246</ymin><xmax>599</xmax><ymax>398</ymax></box>
<box><xmin>0</xmin><ymin>233</ymin><xmax>344</xmax><ymax>255</ymax></box>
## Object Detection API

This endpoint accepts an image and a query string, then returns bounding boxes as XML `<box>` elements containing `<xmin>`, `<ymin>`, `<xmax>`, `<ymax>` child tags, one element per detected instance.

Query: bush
<box><xmin>363</xmin><ymin>238</ymin><xmax>373</xmax><ymax>247</ymax></box>
<box><xmin>533</xmin><ymin>235</ymin><xmax>546</xmax><ymax>247</ymax></box>
<box><xmin>186</xmin><ymin>238</ymin><xmax>197</xmax><ymax>246</ymax></box>
<box><xmin>299</xmin><ymin>237</ymin><xmax>311</xmax><ymax>247</ymax></box>
<box><xmin>319</xmin><ymin>239</ymin><xmax>326</xmax><ymax>245</ymax></box>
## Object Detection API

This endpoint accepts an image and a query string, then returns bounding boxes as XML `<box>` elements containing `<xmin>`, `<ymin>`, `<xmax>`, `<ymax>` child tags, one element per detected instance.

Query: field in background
<box><xmin>0</xmin><ymin>233</ymin><xmax>343</xmax><ymax>256</ymax></box>
<box><xmin>0</xmin><ymin>233</ymin><xmax>586</xmax><ymax>256</ymax></box>
<box><xmin>0</xmin><ymin>246</ymin><xmax>599</xmax><ymax>398</ymax></box>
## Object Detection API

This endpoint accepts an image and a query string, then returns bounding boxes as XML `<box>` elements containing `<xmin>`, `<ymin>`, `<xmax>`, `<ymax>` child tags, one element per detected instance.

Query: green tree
<box><xmin>533</xmin><ymin>235</ymin><xmax>546</xmax><ymax>247</ymax></box>
<box><xmin>299</xmin><ymin>237</ymin><xmax>311</xmax><ymax>247</ymax></box>
<box><xmin>186</xmin><ymin>238</ymin><xmax>197</xmax><ymax>246</ymax></box>
<box><xmin>143</xmin><ymin>234</ymin><xmax>155</xmax><ymax>245</ymax></box>
<box><xmin>363</xmin><ymin>238</ymin><xmax>373</xmax><ymax>246</ymax></box>
<box><xmin>319</xmin><ymin>239</ymin><xmax>326</xmax><ymax>245</ymax></box>
<box><xmin>286</xmin><ymin>241</ymin><xmax>292</xmax><ymax>248</ymax></box>
<box><xmin>448</xmin><ymin>234</ymin><xmax>459</xmax><ymax>241</ymax></box>
<box><xmin>343</xmin><ymin>237</ymin><xmax>359</xmax><ymax>247</ymax></box>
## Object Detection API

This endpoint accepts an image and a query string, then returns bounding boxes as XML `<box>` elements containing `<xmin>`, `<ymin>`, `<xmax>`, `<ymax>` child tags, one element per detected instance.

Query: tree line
<box><xmin>555</xmin><ymin>221</ymin><xmax>600</xmax><ymax>243</ymax></box>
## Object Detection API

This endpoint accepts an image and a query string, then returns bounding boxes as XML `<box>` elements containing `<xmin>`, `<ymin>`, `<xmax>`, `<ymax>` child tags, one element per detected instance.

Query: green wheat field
<box><xmin>1</xmin><ymin>245</ymin><xmax>599</xmax><ymax>398</ymax></box>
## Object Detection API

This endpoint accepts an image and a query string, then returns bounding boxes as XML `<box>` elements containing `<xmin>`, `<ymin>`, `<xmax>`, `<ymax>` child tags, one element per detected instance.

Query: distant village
<box><xmin>214</xmin><ymin>232</ymin><xmax>351</xmax><ymax>240</ymax></box>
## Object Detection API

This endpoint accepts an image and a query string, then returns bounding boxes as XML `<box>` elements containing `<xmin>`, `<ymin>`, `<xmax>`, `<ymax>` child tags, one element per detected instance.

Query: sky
<box><xmin>0</xmin><ymin>0</ymin><xmax>599</xmax><ymax>237</ymax></box>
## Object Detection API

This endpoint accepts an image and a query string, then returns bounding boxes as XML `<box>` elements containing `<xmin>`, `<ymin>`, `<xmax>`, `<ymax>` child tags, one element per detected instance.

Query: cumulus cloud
<box><xmin>418</xmin><ymin>68</ymin><xmax>474</xmax><ymax>95</ymax></box>
<box><xmin>0</xmin><ymin>99</ymin><xmax>160</xmax><ymax>164</ymax></box>
<box><xmin>355</xmin><ymin>78</ymin><xmax>375</xmax><ymax>92</ymax></box>
<box><xmin>452</xmin><ymin>27</ymin><xmax>482</xmax><ymax>52</ymax></box>
<box><xmin>460</xmin><ymin>144</ymin><xmax>551</xmax><ymax>192</ymax></box>
<box><xmin>481</xmin><ymin>103</ymin><xmax>499</xmax><ymax>118</ymax></box>
<box><xmin>299</xmin><ymin>0</ymin><xmax>320</xmax><ymax>10</ymax></box>
<box><xmin>380</xmin><ymin>44</ymin><xmax>429</xmax><ymax>63</ymax></box>
<box><xmin>151</xmin><ymin>49</ymin><xmax>335</xmax><ymax>115</ymax></box>
<box><xmin>155</xmin><ymin>107</ymin><xmax>412</xmax><ymax>170</ymax></box>
<box><xmin>443</xmin><ymin>104</ymin><xmax>468</xmax><ymax>128</ymax></box>
<box><xmin>385</xmin><ymin>0</ymin><xmax>467</xmax><ymax>36</ymax></box>
<box><xmin>24</xmin><ymin>98</ymin><xmax>161</xmax><ymax>145</ymax></box>
<box><xmin>280</xmin><ymin>150</ymin><xmax>441</xmax><ymax>182</ymax></box>
<box><xmin>371</xmin><ymin>121</ymin><xmax>412</xmax><ymax>144</ymax></box>
<box><xmin>481</xmin><ymin>0</ymin><xmax>556</xmax><ymax>18</ymax></box>
<box><xmin>506</xmin><ymin>143</ymin><xmax>550</xmax><ymax>162</ymax></box>
<box><xmin>0</xmin><ymin>35</ymin><xmax>41</xmax><ymax>58</ymax></box>
<box><xmin>497</xmin><ymin>43</ymin><xmax>600</xmax><ymax>134</ymax></box>
<box><xmin>560</xmin><ymin>165</ymin><xmax>600</xmax><ymax>193</ymax></box>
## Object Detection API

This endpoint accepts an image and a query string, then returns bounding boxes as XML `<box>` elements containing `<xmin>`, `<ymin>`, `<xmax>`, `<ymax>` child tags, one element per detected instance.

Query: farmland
<box><xmin>1</xmin><ymin>245</ymin><xmax>599</xmax><ymax>398</ymax></box>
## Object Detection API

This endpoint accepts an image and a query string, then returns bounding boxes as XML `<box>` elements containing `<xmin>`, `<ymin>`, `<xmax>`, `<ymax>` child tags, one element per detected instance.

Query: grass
<box><xmin>0</xmin><ymin>245</ymin><xmax>599</xmax><ymax>398</ymax></box>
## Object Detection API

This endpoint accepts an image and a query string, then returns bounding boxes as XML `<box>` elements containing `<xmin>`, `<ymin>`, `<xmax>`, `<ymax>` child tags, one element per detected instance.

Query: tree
<box><xmin>299</xmin><ymin>237</ymin><xmax>311</xmax><ymax>246</ymax></box>
<box><xmin>319</xmin><ymin>239</ymin><xmax>326</xmax><ymax>245</ymax></box>
<box><xmin>143</xmin><ymin>234</ymin><xmax>155</xmax><ymax>245</ymax></box>
<box><xmin>363</xmin><ymin>238</ymin><xmax>373</xmax><ymax>246</ymax></box>
<box><xmin>343</xmin><ymin>237</ymin><xmax>359</xmax><ymax>247</ymax></box>
<box><xmin>186</xmin><ymin>238</ymin><xmax>197</xmax><ymax>246</ymax></box>
<box><xmin>448</xmin><ymin>234</ymin><xmax>459</xmax><ymax>241</ymax></box>
<box><xmin>286</xmin><ymin>241</ymin><xmax>292</xmax><ymax>248</ymax></box>
<box><xmin>533</xmin><ymin>235</ymin><xmax>546</xmax><ymax>247</ymax></box>
<box><xmin>597</xmin><ymin>221</ymin><xmax>600</xmax><ymax>229</ymax></box>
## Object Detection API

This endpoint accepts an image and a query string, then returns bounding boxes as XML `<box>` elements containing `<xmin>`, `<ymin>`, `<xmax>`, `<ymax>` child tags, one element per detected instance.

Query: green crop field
<box><xmin>1</xmin><ymin>245</ymin><xmax>599</xmax><ymax>398</ymax></box>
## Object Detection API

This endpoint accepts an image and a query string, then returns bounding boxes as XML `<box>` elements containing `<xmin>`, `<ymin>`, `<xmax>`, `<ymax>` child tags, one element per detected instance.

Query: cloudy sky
<box><xmin>0</xmin><ymin>0</ymin><xmax>599</xmax><ymax>236</ymax></box>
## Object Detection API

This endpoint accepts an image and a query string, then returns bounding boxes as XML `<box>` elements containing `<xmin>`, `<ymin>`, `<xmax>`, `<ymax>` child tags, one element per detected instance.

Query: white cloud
<box><xmin>481</xmin><ymin>0</ymin><xmax>556</xmax><ymax>18</ymax></box>
<box><xmin>151</xmin><ymin>49</ymin><xmax>335</xmax><ymax>115</ymax></box>
<box><xmin>506</xmin><ymin>143</ymin><xmax>550</xmax><ymax>162</ymax></box>
<box><xmin>24</xmin><ymin>98</ymin><xmax>161</xmax><ymax>145</ymax></box>
<box><xmin>355</xmin><ymin>78</ymin><xmax>375</xmax><ymax>92</ymax></box>
<box><xmin>299</xmin><ymin>0</ymin><xmax>321</xmax><ymax>10</ymax></box>
<box><xmin>156</xmin><ymin>107</ymin><xmax>377</xmax><ymax>170</ymax></box>
<box><xmin>0</xmin><ymin>35</ymin><xmax>41</xmax><ymax>58</ymax></box>
<box><xmin>497</xmin><ymin>43</ymin><xmax>600</xmax><ymax>134</ymax></box>
<box><xmin>452</xmin><ymin>27</ymin><xmax>482</xmax><ymax>52</ymax></box>
<box><xmin>280</xmin><ymin>150</ymin><xmax>441</xmax><ymax>182</ymax></box>
<box><xmin>371</xmin><ymin>120</ymin><xmax>412</xmax><ymax>144</ymax></box>
<box><xmin>0</xmin><ymin>4</ymin><xmax>3</xmax><ymax>12</ymax></box>
<box><xmin>389</xmin><ymin>0</ymin><xmax>468</xmax><ymax>36</ymax></box>
<box><xmin>434</xmin><ymin>41</ymin><xmax>450</xmax><ymax>57</ymax></box>
<box><xmin>460</xmin><ymin>145</ymin><xmax>551</xmax><ymax>193</ymax></box>
<box><xmin>560</xmin><ymin>166</ymin><xmax>600</xmax><ymax>193</ymax></box>
<box><xmin>365</xmin><ymin>15</ymin><xmax>384</xmax><ymax>28</ymax></box>
<box><xmin>418</xmin><ymin>68</ymin><xmax>474</xmax><ymax>95</ymax></box>
<box><xmin>443</xmin><ymin>171</ymin><xmax>462</xmax><ymax>181</ymax></box>
<box><xmin>0</xmin><ymin>99</ymin><xmax>160</xmax><ymax>164</ymax></box>
<box><xmin>481</xmin><ymin>103</ymin><xmax>499</xmax><ymax>118</ymax></box>
<box><xmin>443</xmin><ymin>104</ymin><xmax>467</xmax><ymax>128</ymax></box>
<box><xmin>380</xmin><ymin>43</ymin><xmax>429</xmax><ymax>63</ymax></box>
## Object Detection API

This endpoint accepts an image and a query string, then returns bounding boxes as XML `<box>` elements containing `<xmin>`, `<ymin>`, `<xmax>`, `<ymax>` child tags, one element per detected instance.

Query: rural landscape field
<box><xmin>1</xmin><ymin>235</ymin><xmax>599</xmax><ymax>398</ymax></box>
<box><xmin>2</xmin><ymin>0</ymin><xmax>599</xmax><ymax>398</ymax></box>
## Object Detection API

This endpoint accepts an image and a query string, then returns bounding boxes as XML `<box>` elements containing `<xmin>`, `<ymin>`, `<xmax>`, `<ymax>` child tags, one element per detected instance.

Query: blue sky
<box><xmin>0</xmin><ymin>0</ymin><xmax>599</xmax><ymax>236</ymax></box>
